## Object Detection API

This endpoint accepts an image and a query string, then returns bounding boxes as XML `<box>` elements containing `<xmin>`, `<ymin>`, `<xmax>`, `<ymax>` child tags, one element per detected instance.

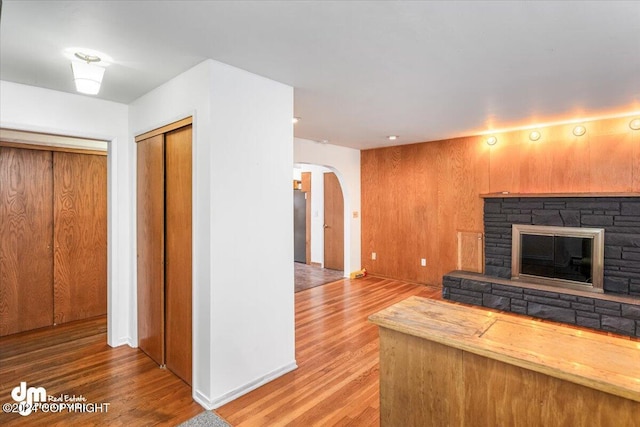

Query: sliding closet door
<box><xmin>137</xmin><ymin>134</ymin><xmax>165</xmax><ymax>366</ymax></box>
<box><xmin>164</xmin><ymin>125</ymin><xmax>192</xmax><ymax>385</ymax></box>
<box><xmin>0</xmin><ymin>147</ymin><xmax>54</xmax><ymax>336</ymax></box>
<box><xmin>53</xmin><ymin>152</ymin><xmax>107</xmax><ymax>324</ymax></box>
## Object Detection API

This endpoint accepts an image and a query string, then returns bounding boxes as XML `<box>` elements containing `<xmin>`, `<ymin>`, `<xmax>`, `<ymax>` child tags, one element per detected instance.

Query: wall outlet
<box><xmin>372</xmin><ymin>252</ymin><xmax>377</xmax><ymax>260</ymax></box>
<box><xmin>421</xmin><ymin>258</ymin><xmax>427</xmax><ymax>267</ymax></box>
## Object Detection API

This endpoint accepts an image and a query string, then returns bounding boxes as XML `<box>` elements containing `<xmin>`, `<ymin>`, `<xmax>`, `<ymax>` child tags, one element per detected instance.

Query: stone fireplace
<box><xmin>442</xmin><ymin>195</ymin><xmax>640</xmax><ymax>338</ymax></box>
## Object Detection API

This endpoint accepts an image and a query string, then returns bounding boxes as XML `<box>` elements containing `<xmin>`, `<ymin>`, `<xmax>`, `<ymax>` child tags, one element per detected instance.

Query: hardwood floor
<box><xmin>0</xmin><ymin>276</ymin><xmax>438</xmax><ymax>426</ymax></box>
<box><xmin>0</xmin><ymin>316</ymin><xmax>203</xmax><ymax>426</ymax></box>
<box><xmin>216</xmin><ymin>276</ymin><xmax>440</xmax><ymax>426</ymax></box>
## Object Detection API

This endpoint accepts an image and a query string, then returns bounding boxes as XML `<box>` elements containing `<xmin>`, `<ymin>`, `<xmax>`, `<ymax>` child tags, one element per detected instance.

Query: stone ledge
<box><xmin>442</xmin><ymin>271</ymin><xmax>640</xmax><ymax>338</ymax></box>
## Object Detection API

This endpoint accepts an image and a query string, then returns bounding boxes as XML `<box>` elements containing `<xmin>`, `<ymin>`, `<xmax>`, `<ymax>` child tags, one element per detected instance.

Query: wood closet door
<box><xmin>0</xmin><ymin>147</ymin><xmax>54</xmax><ymax>336</ymax></box>
<box><xmin>137</xmin><ymin>134</ymin><xmax>165</xmax><ymax>366</ymax></box>
<box><xmin>164</xmin><ymin>125</ymin><xmax>192</xmax><ymax>385</ymax></box>
<box><xmin>53</xmin><ymin>152</ymin><xmax>107</xmax><ymax>324</ymax></box>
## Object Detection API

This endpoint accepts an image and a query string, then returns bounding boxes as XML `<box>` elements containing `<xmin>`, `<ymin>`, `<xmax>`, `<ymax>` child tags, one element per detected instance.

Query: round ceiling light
<box><xmin>572</xmin><ymin>125</ymin><xmax>586</xmax><ymax>137</ymax></box>
<box><xmin>486</xmin><ymin>136</ymin><xmax>497</xmax><ymax>146</ymax></box>
<box><xmin>529</xmin><ymin>131</ymin><xmax>541</xmax><ymax>141</ymax></box>
<box><xmin>387</xmin><ymin>135</ymin><xmax>399</xmax><ymax>141</ymax></box>
<box><xmin>630</xmin><ymin>118</ymin><xmax>640</xmax><ymax>130</ymax></box>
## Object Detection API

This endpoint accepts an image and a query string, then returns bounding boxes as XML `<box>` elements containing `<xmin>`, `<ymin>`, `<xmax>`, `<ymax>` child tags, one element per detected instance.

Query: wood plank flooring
<box><xmin>0</xmin><ymin>276</ymin><xmax>438</xmax><ymax>426</ymax></box>
<box><xmin>217</xmin><ymin>276</ymin><xmax>440</xmax><ymax>426</ymax></box>
<box><xmin>0</xmin><ymin>316</ymin><xmax>203</xmax><ymax>426</ymax></box>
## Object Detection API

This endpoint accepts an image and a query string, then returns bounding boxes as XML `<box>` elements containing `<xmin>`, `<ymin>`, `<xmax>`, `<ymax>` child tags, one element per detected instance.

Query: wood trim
<box><xmin>481</xmin><ymin>192</ymin><xmax>640</xmax><ymax>198</ymax></box>
<box><xmin>0</xmin><ymin>141</ymin><xmax>107</xmax><ymax>156</ymax></box>
<box><xmin>135</xmin><ymin>117</ymin><xmax>193</xmax><ymax>143</ymax></box>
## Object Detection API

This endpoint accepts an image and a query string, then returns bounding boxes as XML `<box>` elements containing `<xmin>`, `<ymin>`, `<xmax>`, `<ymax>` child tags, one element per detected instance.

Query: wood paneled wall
<box><xmin>361</xmin><ymin>116</ymin><xmax>640</xmax><ymax>285</ymax></box>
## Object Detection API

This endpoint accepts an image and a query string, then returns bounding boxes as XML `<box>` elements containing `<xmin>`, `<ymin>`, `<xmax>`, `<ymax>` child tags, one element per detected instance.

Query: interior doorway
<box><xmin>0</xmin><ymin>131</ymin><xmax>108</xmax><ymax>337</ymax></box>
<box><xmin>293</xmin><ymin>164</ymin><xmax>346</xmax><ymax>292</ymax></box>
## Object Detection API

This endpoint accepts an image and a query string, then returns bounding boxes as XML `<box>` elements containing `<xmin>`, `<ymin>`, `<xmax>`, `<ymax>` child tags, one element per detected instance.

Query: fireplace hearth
<box><xmin>483</xmin><ymin>195</ymin><xmax>640</xmax><ymax>297</ymax></box>
<box><xmin>442</xmin><ymin>194</ymin><xmax>640</xmax><ymax>338</ymax></box>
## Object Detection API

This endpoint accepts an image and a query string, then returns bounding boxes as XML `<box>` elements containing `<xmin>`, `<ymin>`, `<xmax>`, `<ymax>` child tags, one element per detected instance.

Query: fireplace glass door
<box><xmin>511</xmin><ymin>224</ymin><xmax>604</xmax><ymax>292</ymax></box>
<box><xmin>520</xmin><ymin>234</ymin><xmax>593</xmax><ymax>283</ymax></box>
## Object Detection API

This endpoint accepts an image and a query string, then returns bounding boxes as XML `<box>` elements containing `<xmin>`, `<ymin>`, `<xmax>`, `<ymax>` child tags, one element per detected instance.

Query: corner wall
<box><xmin>129</xmin><ymin>60</ymin><xmax>295</xmax><ymax>408</ymax></box>
<box><xmin>361</xmin><ymin>115</ymin><xmax>640</xmax><ymax>285</ymax></box>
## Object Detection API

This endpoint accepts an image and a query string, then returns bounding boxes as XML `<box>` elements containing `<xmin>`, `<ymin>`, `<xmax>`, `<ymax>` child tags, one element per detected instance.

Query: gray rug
<box><xmin>178</xmin><ymin>410</ymin><xmax>231</xmax><ymax>427</ymax></box>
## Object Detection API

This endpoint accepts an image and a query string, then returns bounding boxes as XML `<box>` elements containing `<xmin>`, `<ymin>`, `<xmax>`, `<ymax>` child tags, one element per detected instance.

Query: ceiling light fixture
<box><xmin>387</xmin><ymin>135</ymin><xmax>398</xmax><ymax>141</ymax></box>
<box><xmin>630</xmin><ymin>118</ymin><xmax>640</xmax><ymax>130</ymax></box>
<box><xmin>572</xmin><ymin>125</ymin><xmax>586</xmax><ymax>137</ymax></box>
<box><xmin>529</xmin><ymin>131</ymin><xmax>541</xmax><ymax>141</ymax></box>
<box><xmin>71</xmin><ymin>52</ymin><xmax>105</xmax><ymax>95</ymax></box>
<box><xmin>292</xmin><ymin>117</ymin><xmax>301</xmax><ymax>124</ymax></box>
<box><xmin>486</xmin><ymin>136</ymin><xmax>497</xmax><ymax>146</ymax></box>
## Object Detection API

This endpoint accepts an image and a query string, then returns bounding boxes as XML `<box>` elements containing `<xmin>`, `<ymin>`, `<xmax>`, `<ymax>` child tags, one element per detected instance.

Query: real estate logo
<box><xmin>9</xmin><ymin>382</ymin><xmax>46</xmax><ymax>416</ymax></box>
<box><xmin>3</xmin><ymin>382</ymin><xmax>110</xmax><ymax>417</ymax></box>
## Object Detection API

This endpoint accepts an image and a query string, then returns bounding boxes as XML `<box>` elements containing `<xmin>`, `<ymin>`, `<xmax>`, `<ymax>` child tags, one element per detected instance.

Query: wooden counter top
<box><xmin>369</xmin><ymin>297</ymin><xmax>640</xmax><ymax>403</ymax></box>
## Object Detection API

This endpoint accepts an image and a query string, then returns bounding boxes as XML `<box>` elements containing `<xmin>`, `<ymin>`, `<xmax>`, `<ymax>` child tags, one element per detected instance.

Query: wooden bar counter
<box><xmin>369</xmin><ymin>297</ymin><xmax>640</xmax><ymax>427</ymax></box>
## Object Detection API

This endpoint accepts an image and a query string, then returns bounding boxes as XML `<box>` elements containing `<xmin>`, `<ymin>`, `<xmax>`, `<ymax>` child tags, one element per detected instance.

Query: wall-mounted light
<box><xmin>572</xmin><ymin>125</ymin><xmax>586</xmax><ymax>137</ymax></box>
<box><xmin>292</xmin><ymin>117</ymin><xmax>301</xmax><ymax>124</ymax></box>
<box><xmin>486</xmin><ymin>136</ymin><xmax>497</xmax><ymax>146</ymax></box>
<box><xmin>71</xmin><ymin>52</ymin><xmax>105</xmax><ymax>95</ymax></box>
<box><xmin>387</xmin><ymin>135</ymin><xmax>399</xmax><ymax>141</ymax></box>
<box><xmin>630</xmin><ymin>118</ymin><xmax>640</xmax><ymax>130</ymax></box>
<box><xmin>529</xmin><ymin>131</ymin><xmax>541</xmax><ymax>141</ymax></box>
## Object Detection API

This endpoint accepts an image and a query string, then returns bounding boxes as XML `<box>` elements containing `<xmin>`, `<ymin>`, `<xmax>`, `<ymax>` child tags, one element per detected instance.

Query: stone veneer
<box><xmin>484</xmin><ymin>196</ymin><xmax>640</xmax><ymax>296</ymax></box>
<box><xmin>441</xmin><ymin>195</ymin><xmax>640</xmax><ymax>337</ymax></box>
<box><xmin>442</xmin><ymin>271</ymin><xmax>640</xmax><ymax>338</ymax></box>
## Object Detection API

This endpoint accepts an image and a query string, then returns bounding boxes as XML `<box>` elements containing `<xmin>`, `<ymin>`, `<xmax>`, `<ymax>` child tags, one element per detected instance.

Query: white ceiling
<box><xmin>1</xmin><ymin>1</ymin><xmax>639</xmax><ymax>150</ymax></box>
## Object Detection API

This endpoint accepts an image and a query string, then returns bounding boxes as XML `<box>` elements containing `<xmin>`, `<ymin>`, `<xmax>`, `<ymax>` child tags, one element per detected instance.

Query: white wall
<box><xmin>130</xmin><ymin>59</ymin><xmax>295</xmax><ymax>409</ymax></box>
<box><xmin>0</xmin><ymin>80</ymin><xmax>132</xmax><ymax>348</ymax></box>
<box><xmin>294</xmin><ymin>138</ymin><xmax>361</xmax><ymax>274</ymax></box>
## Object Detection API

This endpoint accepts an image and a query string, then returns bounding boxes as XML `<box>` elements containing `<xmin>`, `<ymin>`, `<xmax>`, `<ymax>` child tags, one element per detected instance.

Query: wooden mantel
<box><xmin>481</xmin><ymin>192</ymin><xmax>640</xmax><ymax>198</ymax></box>
<box><xmin>370</xmin><ymin>298</ymin><xmax>640</xmax><ymax>426</ymax></box>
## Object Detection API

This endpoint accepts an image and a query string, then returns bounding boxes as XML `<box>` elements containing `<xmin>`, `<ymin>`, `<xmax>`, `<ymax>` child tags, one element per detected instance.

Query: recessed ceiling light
<box><xmin>529</xmin><ymin>131</ymin><xmax>541</xmax><ymax>141</ymax></box>
<box><xmin>486</xmin><ymin>136</ymin><xmax>497</xmax><ymax>146</ymax></box>
<box><xmin>292</xmin><ymin>117</ymin><xmax>301</xmax><ymax>124</ymax></box>
<box><xmin>387</xmin><ymin>135</ymin><xmax>398</xmax><ymax>141</ymax></box>
<box><xmin>319</xmin><ymin>139</ymin><xmax>329</xmax><ymax>144</ymax></box>
<box><xmin>573</xmin><ymin>125</ymin><xmax>586</xmax><ymax>136</ymax></box>
<box><xmin>630</xmin><ymin>118</ymin><xmax>640</xmax><ymax>130</ymax></box>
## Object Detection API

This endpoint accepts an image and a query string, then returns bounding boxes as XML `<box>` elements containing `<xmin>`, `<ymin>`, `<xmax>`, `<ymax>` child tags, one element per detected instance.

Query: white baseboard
<box><xmin>107</xmin><ymin>336</ymin><xmax>135</xmax><ymax>348</ymax></box>
<box><xmin>194</xmin><ymin>361</ymin><xmax>298</xmax><ymax>410</ymax></box>
<box><xmin>193</xmin><ymin>389</ymin><xmax>214</xmax><ymax>410</ymax></box>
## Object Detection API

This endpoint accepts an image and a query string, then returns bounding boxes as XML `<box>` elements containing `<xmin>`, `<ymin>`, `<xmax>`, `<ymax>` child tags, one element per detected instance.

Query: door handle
<box><xmin>324</xmin><ymin>224</ymin><xmax>329</xmax><ymax>229</ymax></box>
